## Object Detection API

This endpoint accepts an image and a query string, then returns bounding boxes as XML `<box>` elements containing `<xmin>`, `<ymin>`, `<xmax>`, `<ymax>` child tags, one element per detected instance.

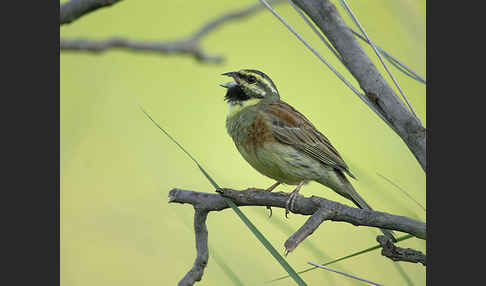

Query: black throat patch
<box><xmin>224</xmin><ymin>85</ymin><xmax>250</xmax><ymax>103</ymax></box>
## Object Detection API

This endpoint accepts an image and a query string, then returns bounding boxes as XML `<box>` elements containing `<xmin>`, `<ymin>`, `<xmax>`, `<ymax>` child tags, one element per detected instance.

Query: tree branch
<box><xmin>290</xmin><ymin>0</ymin><xmax>426</xmax><ymax>172</ymax></box>
<box><xmin>60</xmin><ymin>0</ymin><xmax>123</xmax><ymax>25</ymax></box>
<box><xmin>168</xmin><ymin>187</ymin><xmax>426</xmax><ymax>285</ymax></box>
<box><xmin>178</xmin><ymin>208</ymin><xmax>209</xmax><ymax>286</ymax></box>
<box><xmin>377</xmin><ymin>235</ymin><xmax>426</xmax><ymax>265</ymax></box>
<box><xmin>60</xmin><ymin>0</ymin><xmax>284</xmax><ymax>62</ymax></box>
<box><xmin>60</xmin><ymin>38</ymin><xmax>223</xmax><ymax>63</ymax></box>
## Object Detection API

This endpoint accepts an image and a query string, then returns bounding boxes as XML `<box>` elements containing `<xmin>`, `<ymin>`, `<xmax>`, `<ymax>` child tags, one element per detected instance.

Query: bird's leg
<box><xmin>285</xmin><ymin>181</ymin><xmax>305</xmax><ymax>218</ymax></box>
<box><xmin>265</xmin><ymin>182</ymin><xmax>281</xmax><ymax>218</ymax></box>
<box><xmin>266</xmin><ymin>181</ymin><xmax>281</xmax><ymax>192</ymax></box>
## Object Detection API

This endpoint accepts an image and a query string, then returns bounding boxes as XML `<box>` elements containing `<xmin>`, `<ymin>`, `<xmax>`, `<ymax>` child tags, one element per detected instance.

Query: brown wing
<box><xmin>263</xmin><ymin>100</ymin><xmax>356</xmax><ymax>179</ymax></box>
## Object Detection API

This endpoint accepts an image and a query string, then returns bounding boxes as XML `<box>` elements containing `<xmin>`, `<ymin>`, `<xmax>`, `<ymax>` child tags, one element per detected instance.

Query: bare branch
<box><xmin>60</xmin><ymin>38</ymin><xmax>223</xmax><ymax>63</ymax></box>
<box><xmin>60</xmin><ymin>0</ymin><xmax>123</xmax><ymax>25</ymax></box>
<box><xmin>60</xmin><ymin>0</ymin><xmax>285</xmax><ymax>62</ymax></box>
<box><xmin>284</xmin><ymin>207</ymin><xmax>332</xmax><ymax>255</ymax></box>
<box><xmin>191</xmin><ymin>0</ymin><xmax>284</xmax><ymax>42</ymax></box>
<box><xmin>289</xmin><ymin>0</ymin><xmax>426</xmax><ymax>172</ymax></box>
<box><xmin>169</xmin><ymin>187</ymin><xmax>425</xmax><ymax>275</ymax></box>
<box><xmin>377</xmin><ymin>235</ymin><xmax>426</xmax><ymax>265</ymax></box>
<box><xmin>178</xmin><ymin>208</ymin><xmax>209</xmax><ymax>286</ymax></box>
<box><xmin>169</xmin><ymin>187</ymin><xmax>426</xmax><ymax>284</ymax></box>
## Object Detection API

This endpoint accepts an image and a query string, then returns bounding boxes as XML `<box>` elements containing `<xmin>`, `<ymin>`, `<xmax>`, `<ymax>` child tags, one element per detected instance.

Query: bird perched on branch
<box><xmin>221</xmin><ymin>69</ymin><xmax>396</xmax><ymax>242</ymax></box>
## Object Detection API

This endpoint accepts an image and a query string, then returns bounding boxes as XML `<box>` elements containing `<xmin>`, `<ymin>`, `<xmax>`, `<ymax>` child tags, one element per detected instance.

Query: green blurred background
<box><xmin>60</xmin><ymin>0</ymin><xmax>426</xmax><ymax>285</ymax></box>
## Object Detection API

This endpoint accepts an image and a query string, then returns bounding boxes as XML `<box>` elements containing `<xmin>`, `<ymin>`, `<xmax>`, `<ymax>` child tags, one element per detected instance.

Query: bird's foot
<box><xmin>285</xmin><ymin>190</ymin><xmax>298</xmax><ymax>218</ymax></box>
<box><xmin>264</xmin><ymin>182</ymin><xmax>280</xmax><ymax>218</ymax></box>
<box><xmin>285</xmin><ymin>181</ymin><xmax>305</xmax><ymax>218</ymax></box>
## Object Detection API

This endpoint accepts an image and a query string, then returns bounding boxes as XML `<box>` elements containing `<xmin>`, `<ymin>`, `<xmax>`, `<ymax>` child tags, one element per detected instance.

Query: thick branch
<box><xmin>169</xmin><ymin>188</ymin><xmax>426</xmax><ymax>284</ymax></box>
<box><xmin>291</xmin><ymin>0</ymin><xmax>426</xmax><ymax>172</ymax></box>
<box><xmin>377</xmin><ymin>235</ymin><xmax>426</xmax><ymax>265</ymax></box>
<box><xmin>60</xmin><ymin>0</ymin><xmax>123</xmax><ymax>25</ymax></box>
<box><xmin>60</xmin><ymin>0</ymin><xmax>284</xmax><ymax>62</ymax></box>
<box><xmin>171</xmin><ymin>188</ymin><xmax>425</xmax><ymax>239</ymax></box>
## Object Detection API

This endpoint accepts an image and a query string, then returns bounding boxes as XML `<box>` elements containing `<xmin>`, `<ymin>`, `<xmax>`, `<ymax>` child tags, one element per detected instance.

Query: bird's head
<box><xmin>221</xmin><ymin>69</ymin><xmax>279</xmax><ymax>104</ymax></box>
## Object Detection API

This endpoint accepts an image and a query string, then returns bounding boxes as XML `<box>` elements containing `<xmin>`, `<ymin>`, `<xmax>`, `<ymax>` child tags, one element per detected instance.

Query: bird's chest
<box><xmin>226</xmin><ymin>108</ymin><xmax>274</xmax><ymax>150</ymax></box>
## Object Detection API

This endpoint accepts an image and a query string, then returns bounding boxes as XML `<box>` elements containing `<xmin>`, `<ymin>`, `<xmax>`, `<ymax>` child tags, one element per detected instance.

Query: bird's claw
<box><xmin>266</xmin><ymin>206</ymin><xmax>273</xmax><ymax>218</ymax></box>
<box><xmin>285</xmin><ymin>189</ymin><xmax>300</xmax><ymax>218</ymax></box>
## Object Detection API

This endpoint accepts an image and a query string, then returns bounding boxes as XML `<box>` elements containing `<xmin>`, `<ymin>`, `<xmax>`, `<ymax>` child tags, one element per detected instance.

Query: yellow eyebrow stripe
<box><xmin>239</xmin><ymin>71</ymin><xmax>277</xmax><ymax>94</ymax></box>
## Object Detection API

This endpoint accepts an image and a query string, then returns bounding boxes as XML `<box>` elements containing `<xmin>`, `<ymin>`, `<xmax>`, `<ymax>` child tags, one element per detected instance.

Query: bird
<box><xmin>220</xmin><ymin>69</ymin><xmax>396</xmax><ymax>242</ymax></box>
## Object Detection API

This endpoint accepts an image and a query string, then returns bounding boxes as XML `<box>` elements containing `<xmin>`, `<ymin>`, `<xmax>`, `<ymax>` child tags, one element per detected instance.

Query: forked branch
<box><xmin>169</xmin><ymin>187</ymin><xmax>426</xmax><ymax>285</ymax></box>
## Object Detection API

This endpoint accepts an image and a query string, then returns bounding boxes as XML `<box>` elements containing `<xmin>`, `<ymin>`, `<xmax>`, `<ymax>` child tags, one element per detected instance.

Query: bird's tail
<box><xmin>318</xmin><ymin>173</ymin><xmax>397</xmax><ymax>242</ymax></box>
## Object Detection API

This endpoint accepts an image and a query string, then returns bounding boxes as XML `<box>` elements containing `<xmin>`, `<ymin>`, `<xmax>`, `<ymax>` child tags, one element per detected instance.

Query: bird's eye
<box><xmin>247</xmin><ymin>75</ymin><xmax>257</xmax><ymax>84</ymax></box>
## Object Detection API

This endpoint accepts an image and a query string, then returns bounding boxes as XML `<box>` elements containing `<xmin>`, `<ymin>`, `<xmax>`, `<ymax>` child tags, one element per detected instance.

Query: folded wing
<box><xmin>264</xmin><ymin>100</ymin><xmax>356</xmax><ymax>179</ymax></box>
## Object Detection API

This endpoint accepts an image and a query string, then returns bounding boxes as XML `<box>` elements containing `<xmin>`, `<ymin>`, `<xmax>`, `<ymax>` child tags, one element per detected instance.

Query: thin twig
<box><xmin>61</xmin><ymin>0</ymin><xmax>285</xmax><ymax>62</ymax></box>
<box><xmin>60</xmin><ymin>38</ymin><xmax>223</xmax><ymax>62</ymax></box>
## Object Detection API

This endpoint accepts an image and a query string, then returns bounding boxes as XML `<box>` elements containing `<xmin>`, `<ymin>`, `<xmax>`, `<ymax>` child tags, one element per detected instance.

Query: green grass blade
<box><xmin>376</xmin><ymin>173</ymin><xmax>426</xmax><ymax>212</ymax></box>
<box><xmin>135</xmin><ymin>100</ymin><xmax>306</xmax><ymax>286</ymax></box>
<box><xmin>210</xmin><ymin>246</ymin><xmax>245</xmax><ymax>286</ymax></box>
<box><xmin>268</xmin><ymin>234</ymin><xmax>413</xmax><ymax>283</ymax></box>
<box><xmin>393</xmin><ymin>263</ymin><xmax>414</xmax><ymax>286</ymax></box>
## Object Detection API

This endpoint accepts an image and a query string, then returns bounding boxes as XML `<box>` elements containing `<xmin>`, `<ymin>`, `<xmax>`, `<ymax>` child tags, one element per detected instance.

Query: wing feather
<box><xmin>264</xmin><ymin>100</ymin><xmax>356</xmax><ymax>178</ymax></box>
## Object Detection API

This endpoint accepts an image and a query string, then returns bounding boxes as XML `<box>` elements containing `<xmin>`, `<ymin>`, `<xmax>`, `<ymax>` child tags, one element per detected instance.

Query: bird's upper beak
<box><xmin>220</xmin><ymin>71</ymin><xmax>240</xmax><ymax>88</ymax></box>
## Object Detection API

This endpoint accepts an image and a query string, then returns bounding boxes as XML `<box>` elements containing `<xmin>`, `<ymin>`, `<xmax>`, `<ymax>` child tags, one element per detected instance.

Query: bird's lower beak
<box><xmin>220</xmin><ymin>81</ymin><xmax>238</xmax><ymax>88</ymax></box>
<box><xmin>220</xmin><ymin>71</ymin><xmax>240</xmax><ymax>88</ymax></box>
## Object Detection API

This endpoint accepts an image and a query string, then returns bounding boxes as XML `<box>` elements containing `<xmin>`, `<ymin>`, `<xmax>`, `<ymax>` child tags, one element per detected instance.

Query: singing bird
<box><xmin>221</xmin><ymin>69</ymin><xmax>395</xmax><ymax>242</ymax></box>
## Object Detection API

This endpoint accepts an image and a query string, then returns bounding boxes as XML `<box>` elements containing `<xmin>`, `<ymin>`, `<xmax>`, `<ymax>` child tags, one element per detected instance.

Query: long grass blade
<box><xmin>338</xmin><ymin>0</ymin><xmax>419</xmax><ymax>121</ymax></box>
<box><xmin>308</xmin><ymin>262</ymin><xmax>383</xmax><ymax>286</ymax></box>
<box><xmin>376</xmin><ymin>173</ymin><xmax>426</xmax><ymax>212</ymax></box>
<box><xmin>348</xmin><ymin>28</ymin><xmax>426</xmax><ymax>84</ymax></box>
<box><xmin>287</xmin><ymin>0</ymin><xmax>343</xmax><ymax>63</ymax></box>
<box><xmin>393</xmin><ymin>263</ymin><xmax>415</xmax><ymax>286</ymax></box>
<box><xmin>210</xmin><ymin>246</ymin><xmax>245</xmax><ymax>286</ymax></box>
<box><xmin>268</xmin><ymin>234</ymin><xmax>413</xmax><ymax>283</ymax></box>
<box><xmin>134</xmin><ymin>98</ymin><xmax>307</xmax><ymax>285</ymax></box>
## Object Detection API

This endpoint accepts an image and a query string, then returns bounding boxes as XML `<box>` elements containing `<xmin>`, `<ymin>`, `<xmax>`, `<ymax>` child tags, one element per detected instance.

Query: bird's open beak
<box><xmin>220</xmin><ymin>81</ymin><xmax>238</xmax><ymax>88</ymax></box>
<box><xmin>220</xmin><ymin>71</ymin><xmax>240</xmax><ymax>88</ymax></box>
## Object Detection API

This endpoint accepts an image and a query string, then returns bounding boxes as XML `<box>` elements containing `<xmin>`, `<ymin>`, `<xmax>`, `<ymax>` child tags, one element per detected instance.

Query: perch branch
<box><xmin>60</xmin><ymin>0</ymin><xmax>123</xmax><ymax>25</ymax></box>
<box><xmin>60</xmin><ymin>0</ymin><xmax>285</xmax><ymax>62</ymax></box>
<box><xmin>377</xmin><ymin>235</ymin><xmax>426</xmax><ymax>265</ymax></box>
<box><xmin>168</xmin><ymin>187</ymin><xmax>426</xmax><ymax>285</ymax></box>
<box><xmin>289</xmin><ymin>0</ymin><xmax>426</xmax><ymax>171</ymax></box>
